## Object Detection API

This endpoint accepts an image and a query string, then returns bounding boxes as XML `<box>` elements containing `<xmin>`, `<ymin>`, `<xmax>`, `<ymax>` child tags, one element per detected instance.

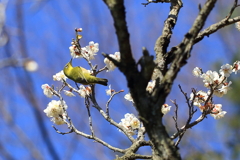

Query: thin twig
<box><xmin>170</xmin><ymin>86</ymin><xmax>199</xmax><ymax>145</ymax></box>
<box><xmin>96</xmin><ymin>66</ymin><xmax>108</xmax><ymax>75</ymax></box>
<box><xmin>170</xmin><ymin>112</ymin><xmax>208</xmax><ymax>140</ymax></box>
<box><xmin>54</xmin><ymin>123</ymin><xmax>125</xmax><ymax>153</ymax></box>
<box><xmin>170</xmin><ymin>99</ymin><xmax>184</xmax><ymax>146</ymax></box>
<box><xmin>106</xmin><ymin>90</ymin><xmax>124</xmax><ymax>117</ymax></box>
<box><xmin>90</xmin><ymin>84</ymin><xmax>135</xmax><ymax>143</ymax></box>
<box><xmin>226</xmin><ymin>0</ymin><xmax>239</xmax><ymax>19</ymax></box>
<box><xmin>74</xmin><ymin>28</ymin><xmax>82</xmax><ymax>51</ymax></box>
<box><xmin>142</xmin><ymin>0</ymin><xmax>171</xmax><ymax>7</ymax></box>
<box><xmin>174</xmin><ymin>132</ymin><xmax>184</xmax><ymax>147</ymax></box>
<box><xmin>171</xmin><ymin>99</ymin><xmax>180</xmax><ymax>133</ymax></box>
<box><xmin>51</xmin><ymin>87</ymin><xmax>125</xmax><ymax>153</ymax></box>
<box><xmin>75</xmin><ymin>82</ymin><xmax>80</xmax><ymax>90</ymax></box>
<box><xmin>63</xmin><ymin>79</ymin><xmax>135</xmax><ymax>143</ymax></box>
<box><xmin>63</xmin><ymin>80</ymin><xmax>79</xmax><ymax>93</ymax></box>
<box><xmin>58</xmin><ymin>82</ymin><xmax>67</xmax><ymax>92</ymax></box>
<box><xmin>85</xmin><ymin>96</ymin><xmax>94</xmax><ymax>136</ymax></box>
<box><xmin>194</xmin><ymin>16</ymin><xmax>240</xmax><ymax>44</ymax></box>
<box><xmin>52</xmin><ymin>126</ymin><xmax>73</xmax><ymax>135</ymax></box>
<box><xmin>171</xmin><ymin>79</ymin><xmax>228</xmax><ymax>140</ymax></box>
<box><xmin>178</xmin><ymin>85</ymin><xmax>197</xmax><ymax>126</ymax></box>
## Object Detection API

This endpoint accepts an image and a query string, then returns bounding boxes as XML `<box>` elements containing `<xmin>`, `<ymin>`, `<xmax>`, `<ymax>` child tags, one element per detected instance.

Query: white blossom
<box><xmin>70</xmin><ymin>41</ymin><xmax>99</xmax><ymax>60</ymax></box>
<box><xmin>213</xmin><ymin>74</ymin><xmax>225</xmax><ymax>86</ymax></box>
<box><xmin>213</xmin><ymin>104</ymin><xmax>222</xmax><ymax>110</ymax></box>
<box><xmin>210</xmin><ymin>104</ymin><xmax>227</xmax><ymax>119</ymax></box>
<box><xmin>41</xmin><ymin>84</ymin><xmax>53</xmax><ymax>98</ymax></box>
<box><xmin>236</xmin><ymin>21</ymin><xmax>240</xmax><ymax>31</ymax></box>
<box><xmin>124</xmin><ymin>113</ymin><xmax>135</xmax><ymax>121</ymax></box>
<box><xmin>201</xmin><ymin>70</ymin><xmax>219</xmax><ymax>85</ymax></box>
<box><xmin>104</xmin><ymin>52</ymin><xmax>121</xmax><ymax>71</ymax></box>
<box><xmin>85</xmin><ymin>41</ymin><xmax>99</xmax><ymax>60</ymax></box>
<box><xmin>211</xmin><ymin>111</ymin><xmax>227</xmax><ymax>119</ymax></box>
<box><xmin>212</xmin><ymin>90</ymin><xmax>225</xmax><ymax>97</ymax></box>
<box><xmin>78</xmin><ymin>85</ymin><xmax>91</xmax><ymax>98</ymax></box>
<box><xmin>118</xmin><ymin>113</ymin><xmax>140</xmax><ymax>135</ymax></box>
<box><xmin>161</xmin><ymin>104</ymin><xmax>171</xmax><ymax>115</ymax></box>
<box><xmin>69</xmin><ymin>45</ymin><xmax>82</xmax><ymax>59</ymax></box>
<box><xmin>119</xmin><ymin>121</ymin><xmax>135</xmax><ymax>136</ymax></box>
<box><xmin>190</xmin><ymin>90</ymin><xmax>208</xmax><ymax>107</ymax></box>
<box><xmin>233</xmin><ymin>61</ymin><xmax>240</xmax><ymax>74</ymax></box>
<box><xmin>124</xmin><ymin>93</ymin><xmax>134</xmax><ymax>103</ymax></box>
<box><xmin>146</xmin><ymin>80</ymin><xmax>156</xmax><ymax>93</ymax></box>
<box><xmin>192</xmin><ymin>67</ymin><xmax>202</xmax><ymax>77</ymax></box>
<box><xmin>53</xmin><ymin>70</ymin><xmax>67</xmax><ymax>82</ymax></box>
<box><xmin>44</xmin><ymin>100</ymin><xmax>67</xmax><ymax>118</ymax></box>
<box><xmin>218</xmin><ymin>81</ymin><xmax>232</xmax><ymax>95</ymax></box>
<box><xmin>105</xmin><ymin>85</ymin><xmax>112</xmax><ymax>96</ymax></box>
<box><xmin>209</xmin><ymin>80</ymin><xmax>232</xmax><ymax>97</ymax></box>
<box><xmin>76</xmin><ymin>28</ymin><xmax>83</xmax><ymax>32</ymax></box>
<box><xmin>64</xmin><ymin>90</ymin><xmax>75</xmax><ymax>97</ymax></box>
<box><xmin>219</xmin><ymin>64</ymin><xmax>233</xmax><ymax>77</ymax></box>
<box><xmin>204</xmin><ymin>82</ymin><xmax>210</xmax><ymax>88</ymax></box>
<box><xmin>130</xmin><ymin>117</ymin><xmax>140</xmax><ymax>129</ymax></box>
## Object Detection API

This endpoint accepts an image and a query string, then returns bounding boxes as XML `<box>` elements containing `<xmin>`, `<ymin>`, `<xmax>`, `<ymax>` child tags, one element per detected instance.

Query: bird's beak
<box><xmin>69</xmin><ymin>58</ymin><xmax>73</xmax><ymax>64</ymax></box>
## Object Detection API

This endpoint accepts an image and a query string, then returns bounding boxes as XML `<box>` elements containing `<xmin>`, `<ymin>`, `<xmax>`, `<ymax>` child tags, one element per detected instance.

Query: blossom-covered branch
<box><xmin>171</xmin><ymin>61</ymin><xmax>240</xmax><ymax>140</ymax></box>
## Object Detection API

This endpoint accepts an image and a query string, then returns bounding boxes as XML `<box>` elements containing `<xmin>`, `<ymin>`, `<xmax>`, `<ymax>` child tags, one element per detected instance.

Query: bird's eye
<box><xmin>65</xmin><ymin>65</ymin><xmax>68</xmax><ymax>68</ymax></box>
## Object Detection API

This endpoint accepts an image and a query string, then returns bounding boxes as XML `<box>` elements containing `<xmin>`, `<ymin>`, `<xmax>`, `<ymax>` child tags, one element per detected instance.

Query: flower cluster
<box><xmin>193</xmin><ymin>62</ymin><xmax>240</xmax><ymax>97</ymax></box>
<box><xmin>70</xmin><ymin>41</ymin><xmax>99</xmax><ymax>60</ymax></box>
<box><xmin>42</xmin><ymin>28</ymin><xmax>125</xmax><ymax>128</ymax></box>
<box><xmin>53</xmin><ymin>70</ymin><xmax>67</xmax><ymax>82</ymax></box>
<box><xmin>119</xmin><ymin>113</ymin><xmax>140</xmax><ymax>136</ymax></box>
<box><xmin>104</xmin><ymin>52</ymin><xmax>121</xmax><ymax>71</ymax></box>
<box><xmin>78</xmin><ymin>85</ymin><xmax>92</xmax><ymax>98</ymax></box>
<box><xmin>43</xmin><ymin>100</ymin><xmax>68</xmax><ymax>125</ymax></box>
<box><xmin>210</xmin><ymin>104</ymin><xmax>227</xmax><ymax>119</ymax></box>
<box><xmin>191</xmin><ymin>61</ymin><xmax>240</xmax><ymax>119</ymax></box>
<box><xmin>190</xmin><ymin>90</ymin><xmax>208</xmax><ymax>109</ymax></box>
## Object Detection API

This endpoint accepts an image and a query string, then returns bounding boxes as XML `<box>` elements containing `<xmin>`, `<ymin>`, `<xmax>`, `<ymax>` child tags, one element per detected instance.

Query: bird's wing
<box><xmin>80</xmin><ymin>67</ymin><xmax>90</xmax><ymax>74</ymax></box>
<box><xmin>77</xmin><ymin>66</ymin><xmax>89</xmax><ymax>83</ymax></box>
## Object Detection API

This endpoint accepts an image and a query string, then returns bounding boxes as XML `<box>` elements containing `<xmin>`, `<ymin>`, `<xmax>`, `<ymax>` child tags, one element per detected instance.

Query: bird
<box><xmin>63</xmin><ymin>59</ymin><xmax>108</xmax><ymax>86</ymax></box>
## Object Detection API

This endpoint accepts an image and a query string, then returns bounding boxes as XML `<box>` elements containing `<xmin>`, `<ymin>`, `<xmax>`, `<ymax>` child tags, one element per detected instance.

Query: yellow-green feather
<box><xmin>63</xmin><ymin>60</ymin><xmax>108</xmax><ymax>86</ymax></box>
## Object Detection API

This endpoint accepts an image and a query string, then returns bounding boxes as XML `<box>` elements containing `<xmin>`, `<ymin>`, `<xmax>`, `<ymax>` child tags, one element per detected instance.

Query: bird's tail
<box><xmin>96</xmin><ymin>78</ymin><xmax>108</xmax><ymax>86</ymax></box>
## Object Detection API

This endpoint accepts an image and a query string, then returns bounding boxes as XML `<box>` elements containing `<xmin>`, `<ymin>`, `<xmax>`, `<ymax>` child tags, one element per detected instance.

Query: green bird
<box><xmin>63</xmin><ymin>59</ymin><xmax>108</xmax><ymax>86</ymax></box>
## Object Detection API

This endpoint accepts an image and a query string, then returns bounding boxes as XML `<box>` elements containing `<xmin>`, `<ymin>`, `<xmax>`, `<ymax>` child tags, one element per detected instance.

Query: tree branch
<box><xmin>153</xmin><ymin>0</ymin><xmax>183</xmax><ymax>80</ymax></box>
<box><xmin>194</xmin><ymin>16</ymin><xmax>240</xmax><ymax>44</ymax></box>
<box><xmin>103</xmin><ymin>0</ymin><xmax>135</xmax><ymax>70</ymax></box>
